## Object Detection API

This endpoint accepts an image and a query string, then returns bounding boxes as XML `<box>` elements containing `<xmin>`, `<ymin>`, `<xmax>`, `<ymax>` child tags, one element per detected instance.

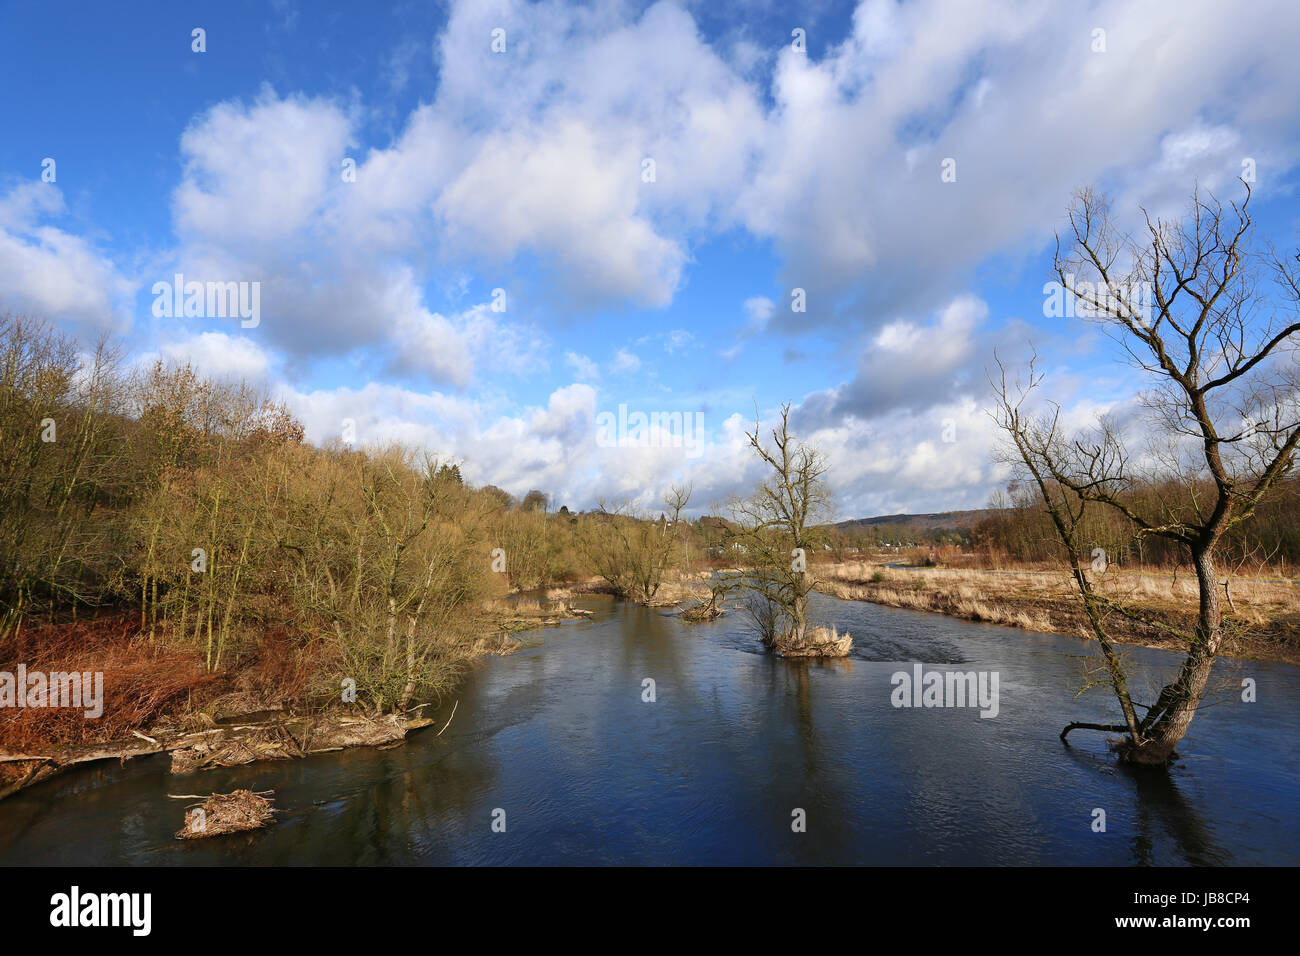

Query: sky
<box><xmin>2</xmin><ymin>0</ymin><xmax>1298</xmax><ymax>519</ymax></box>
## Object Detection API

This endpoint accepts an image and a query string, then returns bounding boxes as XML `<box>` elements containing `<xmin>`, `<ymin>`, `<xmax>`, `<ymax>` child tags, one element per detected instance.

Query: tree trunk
<box><xmin>790</xmin><ymin>589</ymin><xmax>808</xmax><ymax>644</ymax></box>
<box><xmin>1124</xmin><ymin>547</ymin><xmax>1222</xmax><ymax>765</ymax></box>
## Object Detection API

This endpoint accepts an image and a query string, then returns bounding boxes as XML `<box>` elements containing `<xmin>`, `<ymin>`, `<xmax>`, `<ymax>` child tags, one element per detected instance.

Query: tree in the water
<box><xmin>730</xmin><ymin>403</ymin><xmax>850</xmax><ymax>657</ymax></box>
<box><xmin>992</xmin><ymin>181</ymin><xmax>1300</xmax><ymax>764</ymax></box>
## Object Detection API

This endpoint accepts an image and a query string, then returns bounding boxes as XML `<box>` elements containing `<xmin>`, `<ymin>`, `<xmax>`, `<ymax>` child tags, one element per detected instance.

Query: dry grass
<box><xmin>543</xmin><ymin>576</ymin><xmax>617</xmax><ymax>600</ymax></box>
<box><xmin>0</xmin><ymin>616</ymin><xmax>223</xmax><ymax>752</ymax></box>
<box><xmin>771</xmin><ymin>625</ymin><xmax>853</xmax><ymax>658</ymax></box>
<box><xmin>815</xmin><ymin>559</ymin><xmax>1300</xmax><ymax>663</ymax></box>
<box><xmin>646</xmin><ymin>578</ymin><xmax>710</xmax><ymax>607</ymax></box>
<box><xmin>483</xmin><ymin>596</ymin><xmax>592</xmax><ymax>633</ymax></box>
<box><xmin>681</xmin><ymin>601</ymin><xmax>724</xmax><ymax>622</ymax></box>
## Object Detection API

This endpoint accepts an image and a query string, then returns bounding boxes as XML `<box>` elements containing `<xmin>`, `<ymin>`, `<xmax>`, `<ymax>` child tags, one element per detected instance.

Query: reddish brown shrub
<box><xmin>0</xmin><ymin>616</ymin><xmax>221</xmax><ymax>751</ymax></box>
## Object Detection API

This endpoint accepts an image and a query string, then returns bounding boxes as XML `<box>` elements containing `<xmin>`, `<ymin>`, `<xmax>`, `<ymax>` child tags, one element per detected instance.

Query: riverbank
<box><xmin>814</xmin><ymin>559</ymin><xmax>1300</xmax><ymax>664</ymax></box>
<box><xmin>6</xmin><ymin>594</ymin><xmax>1295</xmax><ymax>865</ymax></box>
<box><xmin>0</xmin><ymin>710</ymin><xmax>438</xmax><ymax>801</ymax></box>
<box><xmin>0</xmin><ymin>596</ymin><xmax>591</xmax><ymax>802</ymax></box>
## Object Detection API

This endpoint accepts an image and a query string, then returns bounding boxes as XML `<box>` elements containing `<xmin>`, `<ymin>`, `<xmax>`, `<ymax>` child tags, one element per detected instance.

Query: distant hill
<box><xmin>690</xmin><ymin>510</ymin><xmax>993</xmax><ymax>536</ymax></box>
<box><xmin>833</xmin><ymin>509</ymin><xmax>992</xmax><ymax>533</ymax></box>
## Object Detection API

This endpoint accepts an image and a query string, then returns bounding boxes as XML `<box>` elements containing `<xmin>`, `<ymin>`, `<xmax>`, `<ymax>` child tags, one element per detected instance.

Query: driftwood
<box><xmin>169</xmin><ymin>713</ymin><xmax>434</xmax><ymax>773</ymax></box>
<box><xmin>436</xmin><ymin>700</ymin><xmax>458</xmax><ymax>736</ymax></box>
<box><xmin>173</xmin><ymin>789</ymin><xmax>277</xmax><ymax>840</ymax></box>
<box><xmin>681</xmin><ymin>601</ymin><xmax>725</xmax><ymax>622</ymax></box>
<box><xmin>0</xmin><ymin>713</ymin><xmax>437</xmax><ymax>800</ymax></box>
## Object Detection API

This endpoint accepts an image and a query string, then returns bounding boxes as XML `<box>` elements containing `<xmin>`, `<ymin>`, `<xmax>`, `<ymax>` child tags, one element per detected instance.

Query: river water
<box><xmin>2</xmin><ymin>593</ymin><xmax>1296</xmax><ymax>865</ymax></box>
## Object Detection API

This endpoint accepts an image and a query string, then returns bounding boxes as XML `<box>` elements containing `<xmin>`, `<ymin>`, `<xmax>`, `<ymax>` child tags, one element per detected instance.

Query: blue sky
<box><xmin>2</xmin><ymin>0</ymin><xmax>1299</xmax><ymax>517</ymax></box>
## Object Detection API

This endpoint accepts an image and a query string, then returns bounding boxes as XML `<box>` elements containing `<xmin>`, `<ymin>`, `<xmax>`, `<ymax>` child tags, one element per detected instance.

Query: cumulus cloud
<box><xmin>268</xmin><ymin>365</ymin><xmax>1052</xmax><ymax>517</ymax></box>
<box><xmin>159</xmin><ymin>0</ymin><xmax>768</xmax><ymax>358</ymax></box>
<box><xmin>13</xmin><ymin>0</ymin><xmax>1300</xmax><ymax>518</ymax></box>
<box><xmin>435</xmin><ymin>119</ymin><xmax>686</xmax><ymax>307</ymax></box>
<box><xmin>156</xmin><ymin>0</ymin><xmax>1300</xmax><ymax>369</ymax></box>
<box><xmin>281</xmin><ymin>378</ymin><xmax>700</xmax><ymax>509</ymax></box>
<box><xmin>163</xmin><ymin>90</ymin><xmax>547</xmax><ymax>387</ymax></box>
<box><xmin>138</xmin><ymin>331</ymin><xmax>273</xmax><ymax>383</ymax></box>
<box><xmin>800</xmin><ymin>294</ymin><xmax>998</xmax><ymax>422</ymax></box>
<box><xmin>739</xmin><ymin>0</ymin><xmax>1300</xmax><ymax>330</ymax></box>
<box><xmin>0</xmin><ymin>183</ymin><xmax>133</xmax><ymax>333</ymax></box>
<box><xmin>385</xmin><ymin>294</ymin><xmax>546</xmax><ymax>388</ymax></box>
<box><xmin>173</xmin><ymin>91</ymin><xmax>352</xmax><ymax>244</ymax></box>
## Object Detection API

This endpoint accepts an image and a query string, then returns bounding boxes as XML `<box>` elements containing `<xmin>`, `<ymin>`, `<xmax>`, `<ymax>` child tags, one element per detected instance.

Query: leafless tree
<box><xmin>992</xmin><ymin>181</ymin><xmax>1300</xmax><ymax>764</ymax></box>
<box><xmin>730</xmin><ymin>403</ymin><xmax>837</xmax><ymax>653</ymax></box>
<box><xmin>579</xmin><ymin>485</ymin><xmax>691</xmax><ymax>602</ymax></box>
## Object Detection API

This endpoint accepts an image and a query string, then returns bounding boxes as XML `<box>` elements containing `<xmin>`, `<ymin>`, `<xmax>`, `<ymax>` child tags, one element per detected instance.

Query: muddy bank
<box><xmin>0</xmin><ymin>710</ymin><xmax>437</xmax><ymax>801</ymax></box>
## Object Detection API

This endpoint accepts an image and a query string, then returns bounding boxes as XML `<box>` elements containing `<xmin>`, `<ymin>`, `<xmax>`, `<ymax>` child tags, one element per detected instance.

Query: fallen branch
<box><xmin>2</xmin><ymin>712</ymin><xmax>427</xmax><ymax>801</ymax></box>
<box><xmin>437</xmin><ymin>700</ymin><xmax>459</xmax><ymax>736</ymax></box>
<box><xmin>1060</xmin><ymin>721</ymin><xmax>1131</xmax><ymax>742</ymax></box>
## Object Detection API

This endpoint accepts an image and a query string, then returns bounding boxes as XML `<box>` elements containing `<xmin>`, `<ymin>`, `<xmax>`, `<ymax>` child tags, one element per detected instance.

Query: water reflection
<box><xmin>1126</xmin><ymin>764</ymin><xmax>1228</xmax><ymax>867</ymax></box>
<box><xmin>0</xmin><ymin>592</ymin><xmax>1296</xmax><ymax>865</ymax></box>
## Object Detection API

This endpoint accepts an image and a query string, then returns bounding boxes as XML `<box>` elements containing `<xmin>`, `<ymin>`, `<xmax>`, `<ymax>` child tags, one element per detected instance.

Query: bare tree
<box><xmin>731</xmin><ymin>403</ymin><xmax>850</xmax><ymax>657</ymax></box>
<box><xmin>992</xmin><ymin>181</ymin><xmax>1300</xmax><ymax>764</ymax></box>
<box><xmin>579</xmin><ymin>485</ymin><xmax>691</xmax><ymax>602</ymax></box>
<box><xmin>0</xmin><ymin>316</ymin><xmax>127</xmax><ymax>635</ymax></box>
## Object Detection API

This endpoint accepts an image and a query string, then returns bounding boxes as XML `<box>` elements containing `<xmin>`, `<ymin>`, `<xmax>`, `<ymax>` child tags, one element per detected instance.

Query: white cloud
<box><xmin>174</xmin><ymin>88</ymin><xmax>352</xmax><ymax>244</ymax></box>
<box><xmin>141</xmin><ymin>332</ymin><xmax>272</xmax><ymax>382</ymax></box>
<box><xmin>1157</xmin><ymin>121</ymin><xmax>1242</xmax><ymax>174</ymax></box>
<box><xmin>744</xmin><ymin>296</ymin><xmax>774</xmax><ymax>331</ymax></box>
<box><xmin>565</xmin><ymin>350</ymin><xmax>601</xmax><ymax>380</ymax></box>
<box><xmin>611</xmin><ymin>348</ymin><xmax>642</xmax><ymax>373</ymax></box>
<box><xmin>386</xmin><ymin>293</ymin><xmax>545</xmax><ymax>388</ymax></box>
<box><xmin>0</xmin><ymin>183</ymin><xmax>132</xmax><ymax>333</ymax></box>
<box><xmin>435</xmin><ymin>120</ymin><xmax>686</xmax><ymax>307</ymax></box>
<box><xmin>801</xmin><ymin>294</ymin><xmax>1009</xmax><ymax>423</ymax></box>
<box><xmin>739</xmin><ymin>0</ymin><xmax>1300</xmax><ymax>329</ymax></box>
<box><xmin>722</xmin><ymin>295</ymin><xmax>776</xmax><ymax>359</ymax></box>
<box><xmin>665</xmin><ymin>329</ymin><xmax>695</xmax><ymax>353</ymax></box>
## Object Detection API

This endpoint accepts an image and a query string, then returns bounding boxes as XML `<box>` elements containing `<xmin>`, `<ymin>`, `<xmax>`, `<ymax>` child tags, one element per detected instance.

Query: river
<box><xmin>2</xmin><ymin>592</ymin><xmax>1297</xmax><ymax>865</ymax></box>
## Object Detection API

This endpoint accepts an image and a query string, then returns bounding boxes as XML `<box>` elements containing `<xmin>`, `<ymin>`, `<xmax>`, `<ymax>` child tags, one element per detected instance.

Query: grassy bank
<box><xmin>815</xmin><ymin>559</ymin><xmax>1300</xmax><ymax>665</ymax></box>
